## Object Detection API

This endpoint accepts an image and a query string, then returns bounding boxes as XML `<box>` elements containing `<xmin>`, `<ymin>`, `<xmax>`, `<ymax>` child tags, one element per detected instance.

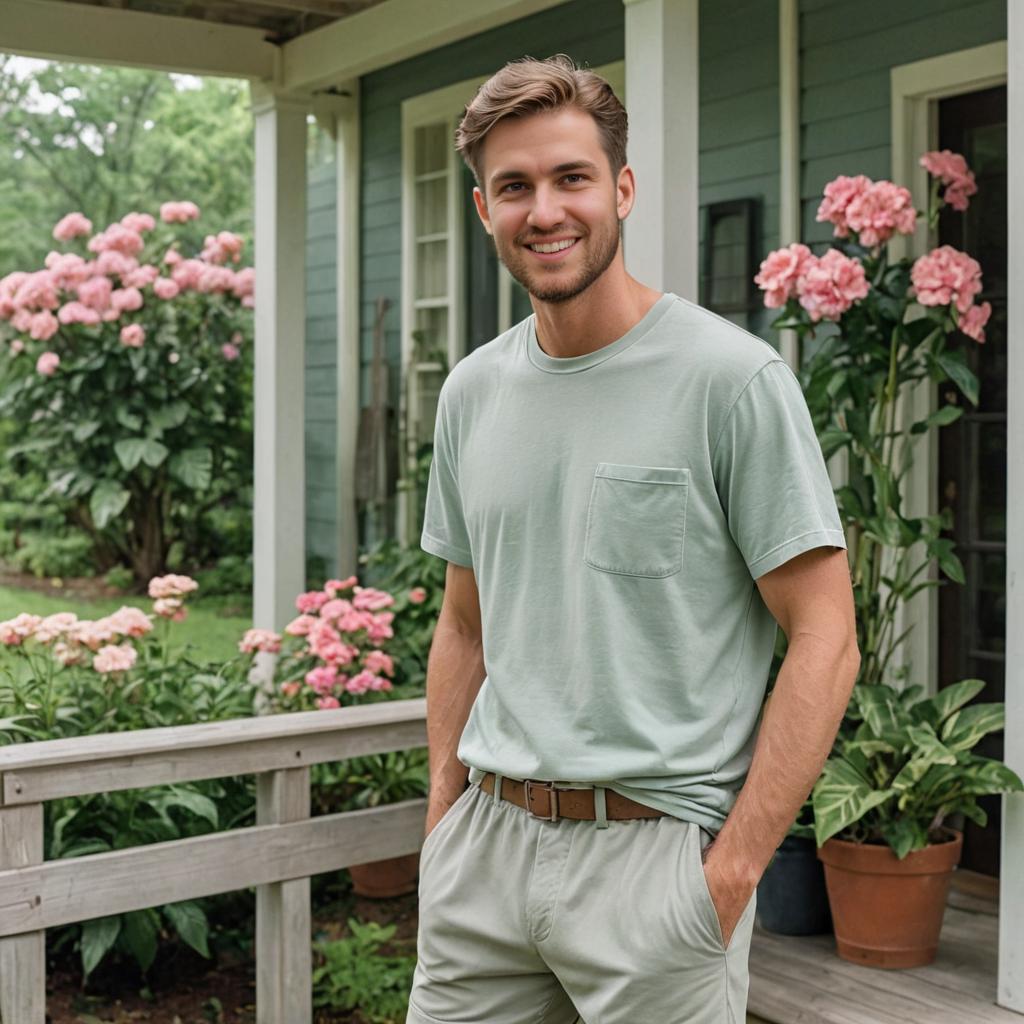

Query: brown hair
<box><xmin>455</xmin><ymin>54</ymin><xmax>628</xmax><ymax>193</ymax></box>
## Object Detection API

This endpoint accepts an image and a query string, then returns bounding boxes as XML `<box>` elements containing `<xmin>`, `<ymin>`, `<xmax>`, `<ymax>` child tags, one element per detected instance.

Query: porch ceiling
<box><xmin>39</xmin><ymin>0</ymin><xmax>390</xmax><ymax>44</ymax></box>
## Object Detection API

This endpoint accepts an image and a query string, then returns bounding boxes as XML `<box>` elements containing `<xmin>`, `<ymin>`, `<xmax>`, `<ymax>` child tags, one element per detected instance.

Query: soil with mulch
<box><xmin>45</xmin><ymin>889</ymin><xmax>419</xmax><ymax>1024</ymax></box>
<box><xmin>0</xmin><ymin>567</ymin><xmax>138</xmax><ymax>603</ymax></box>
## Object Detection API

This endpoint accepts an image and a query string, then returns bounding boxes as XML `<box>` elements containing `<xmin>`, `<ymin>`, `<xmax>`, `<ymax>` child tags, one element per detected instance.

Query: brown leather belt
<box><xmin>478</xmin><ymin>772</ymin><xmax>668</xmax><ymax>822</ymax></box>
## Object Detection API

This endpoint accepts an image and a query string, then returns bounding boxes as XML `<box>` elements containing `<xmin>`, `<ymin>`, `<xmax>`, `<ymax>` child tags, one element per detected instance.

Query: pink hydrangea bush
<box><xmin>239</xmin><ymin>575</ymin><xmax>401</xmax><ymax>713</ymax></box>
<box><xmin>0</xmin><ymin>204</ymin><xmax>255</xmax><ymax>584</ymax></box>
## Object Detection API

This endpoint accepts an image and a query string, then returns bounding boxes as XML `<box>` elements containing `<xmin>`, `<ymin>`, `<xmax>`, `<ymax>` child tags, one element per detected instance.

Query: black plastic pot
<box><xmin>756</xmin><ymin>835</ymin><xmax>833</xmax><ymax>935</ymax></box>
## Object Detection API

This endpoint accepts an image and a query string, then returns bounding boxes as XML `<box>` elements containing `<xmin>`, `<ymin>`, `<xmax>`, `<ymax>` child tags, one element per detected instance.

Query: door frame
<box><xmin>887</xmin><ymin>40</ymin><xmax>1008</xmax><ymax>698</ymax></box>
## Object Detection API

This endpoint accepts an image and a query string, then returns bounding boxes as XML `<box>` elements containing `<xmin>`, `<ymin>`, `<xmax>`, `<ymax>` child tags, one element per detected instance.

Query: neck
<box><xmin>531</xmin><ymin>260</ymin><xmax>664</xmax><ymax>359</ymax></box>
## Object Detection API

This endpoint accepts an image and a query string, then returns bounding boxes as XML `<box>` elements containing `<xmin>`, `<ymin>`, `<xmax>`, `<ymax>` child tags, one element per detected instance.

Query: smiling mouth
<box><xmin>525</xmin><ymin>238</ymin><xmax>580</xmax><ymax>257</ymax></box>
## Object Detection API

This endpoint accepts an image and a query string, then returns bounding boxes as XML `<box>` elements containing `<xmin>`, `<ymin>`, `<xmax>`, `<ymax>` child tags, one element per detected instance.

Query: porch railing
<box><xmin>0</xmin><ymin>697</ymin><xmax>428</xmax><ymax>1023</ymax></box>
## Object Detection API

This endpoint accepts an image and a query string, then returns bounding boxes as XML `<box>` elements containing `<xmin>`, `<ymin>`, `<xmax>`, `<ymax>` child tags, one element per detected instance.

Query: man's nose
<box><xmin>526</xmin><ymin>184</ymin><xmax>566</xmax><ymax>230</ymax></box>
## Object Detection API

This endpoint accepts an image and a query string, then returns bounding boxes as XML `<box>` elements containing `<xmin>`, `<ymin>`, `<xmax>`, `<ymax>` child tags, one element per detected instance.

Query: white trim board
<box><xmin>888</xmin><ymin>40</ymin><xmax>1008</xmax><ymax>700</ymax></box>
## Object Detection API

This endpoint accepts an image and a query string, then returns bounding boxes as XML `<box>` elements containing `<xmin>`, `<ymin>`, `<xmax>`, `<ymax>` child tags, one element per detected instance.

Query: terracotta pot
<box><xmin>818</xmin><ymin>828</ymin><xmax>963</xmax><ymax>968</ymax></box>
<box><xmin>348</xmin><ymin>852</ymin><xmax>421</xmax><ymax>898</ymax></box>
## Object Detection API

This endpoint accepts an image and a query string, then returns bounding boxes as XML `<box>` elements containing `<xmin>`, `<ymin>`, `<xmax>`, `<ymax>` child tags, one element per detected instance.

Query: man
<box><xmin>407</xmin><ymin>53</ymin><xmax>860</xmax><ymax>1024</ymax></box>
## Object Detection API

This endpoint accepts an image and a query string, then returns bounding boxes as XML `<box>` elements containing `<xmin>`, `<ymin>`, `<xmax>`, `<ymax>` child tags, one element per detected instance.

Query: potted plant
<box><xmin>751</xmin><ymin>149</ymin><xmax>1001</xmax><ymax>938</ymax></box>
<box><xmin>242</xmin><ymin>574</ymin><xmax>429</xmax><ymax>898</ymax></box>
<box><xmin>811</xmin><ymin>679</ymin><xmax>1021</xmax><ymax>967</ymax></box>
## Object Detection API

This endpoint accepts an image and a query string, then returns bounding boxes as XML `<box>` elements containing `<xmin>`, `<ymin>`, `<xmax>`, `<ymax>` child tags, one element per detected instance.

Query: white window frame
<box><xmin>887</xmin><ymin>40</ymin><xmax>1008</xmax><ymax>698</ymax></box>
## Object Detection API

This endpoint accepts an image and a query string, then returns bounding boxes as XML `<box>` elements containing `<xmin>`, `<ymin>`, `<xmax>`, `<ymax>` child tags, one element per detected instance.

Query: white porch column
<box><xmin>623</xmin><ymin>0</ymin><xmax>699</xmax><ymax>300</ymax></box>
<box><xmin>251</xmin><ymin>83</ymin><xmax>309</xmax><ymax>633</ymax></box>
<box><xmin>999</xmin><ymin>1</ymin><xmax>1024</xmax><ymax>1012</ymax></box>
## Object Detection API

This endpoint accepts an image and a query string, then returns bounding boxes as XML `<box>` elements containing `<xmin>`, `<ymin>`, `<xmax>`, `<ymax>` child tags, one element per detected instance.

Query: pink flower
<box><xmin>36</xmin><ymin>351</ymin><xmax>60</xmax><ymax>376</ymax></box>
<box><xmin>920</xmin><ymin>150</ymin><xmax>978</xmax><ymax>213</ymax></box>
<box><xmin>58</xmin><ymin>301</ymin><xmax>102</xmax><ymax>326</ymax></box>
<box><xmin>13</xmin><ymin>270</ymin><xmax>60</xmax><ymax>312</ymax></box>
<box><xmin>153</xmin><ymin>597</ymin><xmax>186</xmax><ymax>620</ymax></box>
<box><xmin>87</xmin><ymin>224</ymin><xmax>145</xmax><ymax>257</ymax></box>
<box><xmin>239</xmin><ymin>627</ymin><xmax>282</xmax><ymax>654</ymax></box>
<box><xmin>754</xmin><ymin>243</ymin><xmax>814</xmax><ymax>308</ymax></box>
<box><xmin>29</xmin><ymin>311</ymin><xmax>59</xmax><ymax>341</ymax></box>
<box><xmin>148</xmin><ymin>573</ymin><xmax>199</xmax><ymax>599</ymax></box>
<box><xmin>844</xmin><ymin>180</ymin><xmax>917</xmax><ymax>248</ymax></box>
<box><xmin>196</xmin><ymin>265</ymin><xmax>235</xmax><ymax>294</ymax></box>
<box><xmin>9</xmin><ymin>339</ymin><xmax>24</xmax><ymax>355</ymax></box>
<box><xmin>351</xmin><ymin>587</ymin><xmax>395</xmax><ymax>611</ymax></box>
<box><xmin>796</xmin><ymin>249</ymin><xmax>869</xmax><ymax>322</ymax></box>
<box><xmin>52</xmin><ymin>212</ymin><xmax>93</xmax><ymax>241</ymax></box>
<box><xmin>305</xmin><ymin>665</ymin><xmax>338</xmax><ymax>695</ymax></box>
<box><xmin>69</xmin><ymin>618</ymin><xmax>118</xmax><ymax>651</ymax></box>
<box><xmin>153</xmin><ymin>277</ymin><xmax>179</xmax><ymax>300</ymax></box>
<box><xmin>171</xmin><ymin>259</ymin><xmax>205</xmax><ymax>291</ymax></box>
<box><xmin>296</xmin><ymin>590</ymin><xmax>330</xmax><ymax>614</ymax></box>
<box><xmin>108</xmin><ymin>605</ymin><xmax>154</xmax><ymax>638</ymax></box>
<box><xmin>120</xmin><ymin>323</ymin><xmax>146</xmax><ymax>348</ymax></box>
<box><xmin>120</xmin><ymin>211</ymin><xmax>156</xmax><ymax>233</ymax></box>
<box><xmin>315</xmin><ymin>696</ymin><xmax>341</xmax><ymax>710</ymax></box>
<box><xmin>231</xmin><ymin>267</ymin><xmax>254</xmax><ymax>301</ymax></box>
<box><xmin>958</xmin><ymin>301</ymin><xmax>991</xmax><ymax>344</ymax></box>
<box><xmin>408</xmin><ymin>587</ymin><xmax>427</xmax><ymax>604</ymax></box>
<box><xmin>53</xmin><ymin>641</ymin><xmax>84</xmax><ymax>667</ymax></box>
<box><xmin>910</xmin><ymin>245</ymin><xmax>983</xmax><ymax>314</ymax></box>
<box><xmin>111</xmin><ymin>287</ymin><xmax>143</xmax><ymax>314</ymax></box>
<box><xmin>221</xmin><ymin>343</ymin><xmax>240</xmax><ymax>361</ymax></box>
<box><xmin>122</xmin><ymin>264</ymin><xmax>160</xmax><ymax>289</ymax></box>
<box><xmin>816</xmin><ymin>175</ymin><xmax>872</xmax><ymax>238</ymax></box>
<box><xmin>164</xmin><ymin>247</ymin><xmax>183</xmax><ymax>266</ymax></box>
<box><xmin>324</xmin><ymin>576</ymin><xmax>358</xmax><ymax>597</ymax></box>
<box><xmin>77</xmin><ymin>275</ymin><xmax>113</xmax><ymax>312</ymax></box>
<box><xmin>0</xmin><ymin>613</ymin><xmax>43</xmax><ymax>645</ymax></box>
<box><xmin>160</xmin><ymin>201</ymin><xmax>201</xmax><ymax>224</ymax></box>
<box><xmin>34</xmin><ymin>612</ymin><xmax>79</xmax><ymax>644</ymax></box>
<box><xmin>93</xmin><ymin>642</ymin><xmax>137</xmax><ymax>674</ymax></box>
<box><xmin>344</xmin><ymin>670</ymin><xmax>379</xmax><ymax>695</ymax></box>
<box><xmin>95</xmin><ymin>250</ymin><xmax>138</xmax><ymax>278</ymax></box>
<box><xmin>285</xmin><ymin>614</ymin><xmax>317</xmax><ymax>636</ymax></box>
<box><xmin>201</xmin><ymin>231</ymin><xmax>244</xmax><ymax>265</ymax></box>
<box><xmin>280</xmin><ymin>681</ymin><xmax>302</xmax><ymax>698</ymax></box>
<box><xmin>45</xmin><ymin>251</ymin><xmax>91</xmax><ymax>288</ymax></box>
<box><xmin>362</xmin><ymin>649</ymin><xmax>394</xmax><ymax>676</ymax></box>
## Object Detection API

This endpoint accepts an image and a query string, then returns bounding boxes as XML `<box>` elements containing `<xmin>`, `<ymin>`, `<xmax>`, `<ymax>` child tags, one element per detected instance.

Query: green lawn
<box><xmin>0</xmin><ymin>585</ymin><xmax>252</xmax><ymax>665</ymax></box>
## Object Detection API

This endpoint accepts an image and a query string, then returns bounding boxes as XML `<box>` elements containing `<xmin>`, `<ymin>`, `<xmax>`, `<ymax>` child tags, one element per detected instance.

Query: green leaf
<box><xmin>149</xmin><ymin>787</ymin><xmax>219</xmax><ymax>829</ymax></box>
<box><xmin>933</xmin><ymin>350</ymin><xmax>979</xmax><ymax>406</ymax></box>
<box><xmin>956</xmin><ymin>757</ymin><xmax>1024</xmax><ymax>796</ymax></box>
<box><xmin>163</xmin><ymin>900</ymin><xmax>211</xmax><ymax>958</ymax></box>
<box><xmin>89</xmin><ymin>481</ymin><xmax>131</xmax><ymax>530</ymax></box>
<box><xmin>121</xmin><ymin>909</ymin><xmax>158</xmax><ymax>973</ymax></box>
<box><xmin>916</xmin><ymin>679</ymin><xmax>986</xmax><ymax>729</ymax></box>
<box><xmin>812</xmin><ymin>758</ymin><xmax>896</xmax><ymax>846</ymax></box>
<box><xmin>169</xmin><ymin>447</ymin><xmax>212</xmax><ymax>490</ymax></box>
<box><xmin>818</xmin><ymin>429</ymin><xmax>852</xmax><ymax>460</ymax></box>
<box><xmin>116</xmin><ymin>407</ymin><xmax>143</xmax><ymax>431</ymax></box>
<box><xmin>909</xmin><ymin>403</ymin><xmax>963</xmax><ymax>435</ymax></box>
<box><xmin>81</xmin><ymin>915</ymin><xmax>121</xmax><ymax>978</ymax></box>
<box><xmin>941</xmin><ymin>703</ymin><xmax>1006</xmax><ymax>752</ymax></box>
<box><xmin>149</xmin><ymin>401</ymin><xmax>190</xmax><ymax>432</ymax></box>
<box><xmin>114</xmin><ymin>439</ymin><xmax>148</xmax><ymax>472</ymax></box>
<box><xmin>72</xmin><ymin>420</ymin><xmax>101</xmax><ymax>442</ymax></box>
<box><xmin>140</xmin><ymin>439</ymin><xmax>169</xmax><ymax>468</ymax></box>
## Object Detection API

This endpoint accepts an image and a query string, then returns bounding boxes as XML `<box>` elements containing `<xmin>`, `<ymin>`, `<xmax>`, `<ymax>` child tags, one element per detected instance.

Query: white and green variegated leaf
<box><xmin>891</xmin><ymin>725</ymin><xmax>957</xmax><ymax>791</ymax></box>
<box><xmin>915</xmin><ymin>679</ymin><xmax>986</xmax><ymax>729</ymax></box>
<box><xmin>941</xmin><ymin>703</ymin><xmax>1005</xmax><ymax>752</ymax></box>
<box><xmin>852</xmin><ymin>684</ymin><xmax>904</xmax><ymax>740</ymax></box>
<box><xmin>812</xmin><ymin>758</ymin><xmax>896</xmax><ymax>846</ymax></box>
<box><xmin>956</xmin><ymin>756</ymin><xmax>1024</xmax><ymax>796</ymax></box>
<box><xmin>880</xmin><ymin>816</ymin><xmax>930</xmax><ymax>859</ymax></box>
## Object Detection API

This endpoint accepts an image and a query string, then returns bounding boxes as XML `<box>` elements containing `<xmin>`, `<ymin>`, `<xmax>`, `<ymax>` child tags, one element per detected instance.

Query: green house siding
<box><xmin>305</xmin><ymin>157</ymin><xmax>339</xmax><ymax>579</ymax></box>
<box><xmin>800</xmin><ymin>0</ymin><xmax>1006</xmax><ymax>246</ymax></box>
<box><xmin>699</xmin><ymin>0</ymin><xmax>780</xmax><ymax>341</ymax></box>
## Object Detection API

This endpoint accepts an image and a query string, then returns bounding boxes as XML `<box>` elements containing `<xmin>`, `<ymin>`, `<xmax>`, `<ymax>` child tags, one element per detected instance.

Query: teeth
<box><xmin>529</xmin><ymin>239</ymin><xmax>576</xmax><ymax>253</ymax></box>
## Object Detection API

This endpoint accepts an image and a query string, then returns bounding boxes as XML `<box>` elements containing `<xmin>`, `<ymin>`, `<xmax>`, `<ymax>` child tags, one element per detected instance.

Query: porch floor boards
<box><xmin>747</xmin><ymin>876</ymin><xmax>1022</xmax><ymax>1023</ymax></box>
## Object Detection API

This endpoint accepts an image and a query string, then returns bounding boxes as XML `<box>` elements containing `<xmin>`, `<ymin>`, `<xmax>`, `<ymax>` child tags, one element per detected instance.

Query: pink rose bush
<box><xmin>239</xmin><ymin>575</ymin><xmax>403</xmax><ymax>714</ymax></box>
<box><xmin>0</xmin><ymin>203</ymin><xmax>255</xmax><ymax>583</ymax></box>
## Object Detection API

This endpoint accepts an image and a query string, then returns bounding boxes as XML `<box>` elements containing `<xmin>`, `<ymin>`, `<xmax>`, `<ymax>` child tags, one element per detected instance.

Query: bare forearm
<box><xmin>425</xmin><ymin>620</ymin><xmax>486</xmax><ymax>809</ymax></box>
<box><xmin>710</xmin><ymin>632</ymin><xmax>860</xmax><ymax>885</ymax></box>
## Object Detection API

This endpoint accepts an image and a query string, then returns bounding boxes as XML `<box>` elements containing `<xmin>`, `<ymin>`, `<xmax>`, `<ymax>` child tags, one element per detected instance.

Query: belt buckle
<box><xmin>524</xmin><ymin>779</ymin><xmax>560</xmax><ymax>822</ymax></box>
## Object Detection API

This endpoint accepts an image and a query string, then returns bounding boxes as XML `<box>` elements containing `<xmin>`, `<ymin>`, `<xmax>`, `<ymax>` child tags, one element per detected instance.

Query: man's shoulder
<box><xmin>441</xmin><ymin>318</ymin><xmax>526</xmax><ymax>398</ymax></box>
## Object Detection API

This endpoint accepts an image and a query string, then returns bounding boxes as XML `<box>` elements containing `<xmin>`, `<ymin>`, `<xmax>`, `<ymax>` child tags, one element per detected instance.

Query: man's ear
<box><xmin>616</xmin><ymin>165</ymin><xmax>636</xmax><ymax>221</ymax></box>
<box><xmin>472</xmin><ymin>186</ymin><xmax>493</xmax><ymax>236</ymax></box>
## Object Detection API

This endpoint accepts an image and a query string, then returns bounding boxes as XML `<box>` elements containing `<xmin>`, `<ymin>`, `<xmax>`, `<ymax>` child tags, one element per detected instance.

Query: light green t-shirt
<box><xmin>420</xmin><ymin>291</ymin><xmax>847</xmax><ymax>831</ymax></box>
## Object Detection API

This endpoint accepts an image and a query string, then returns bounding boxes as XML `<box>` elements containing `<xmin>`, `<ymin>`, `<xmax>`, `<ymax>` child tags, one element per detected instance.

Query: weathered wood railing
<box><xmin>0</xmin><ymin>698</ymin><xmax>428</xmax><ymax>1023</ymax></box>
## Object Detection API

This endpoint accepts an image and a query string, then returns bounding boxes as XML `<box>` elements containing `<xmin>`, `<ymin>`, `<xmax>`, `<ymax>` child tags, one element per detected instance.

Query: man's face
<box><xmin>472</xmin><ymin>106</ymin><xmax>631</xmax><ymax>304</ymax></box>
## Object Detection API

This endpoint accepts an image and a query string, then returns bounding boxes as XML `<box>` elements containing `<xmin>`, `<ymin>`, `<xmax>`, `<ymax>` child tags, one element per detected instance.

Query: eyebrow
<box><xmin>488</xmin><ymin>160</ymin><xmax>600</xmax><ymax>191</ymax></box>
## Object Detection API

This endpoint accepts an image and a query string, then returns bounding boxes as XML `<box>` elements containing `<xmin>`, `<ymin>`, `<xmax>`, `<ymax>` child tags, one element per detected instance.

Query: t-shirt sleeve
<box><xmin>420</xmin><ymin>380</ymin><xmax>474</xmax><ymax>568</ymax></box>
<box><xmin>711</xmin><ymin>358</ymin><xmax>847</xmax><ymax>580</ymax></box>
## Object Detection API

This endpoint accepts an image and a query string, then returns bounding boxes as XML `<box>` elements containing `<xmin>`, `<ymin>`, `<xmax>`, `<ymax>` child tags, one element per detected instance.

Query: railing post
<box><xmin>0</xmin><ymin>804</ymin><xmax>45</xmax><ymax>1023</ymax></box>
<box><xmin>256</xmin><ymin>767</ymin><xmax>311</xmax><ymax>1023</ymax></box>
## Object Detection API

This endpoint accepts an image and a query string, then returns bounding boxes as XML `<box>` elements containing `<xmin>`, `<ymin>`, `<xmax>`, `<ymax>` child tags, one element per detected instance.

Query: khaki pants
<box><xmin>407</xmin><ymin>779</ymin><xmax>756</xmax><ymax>1024</ymax></box>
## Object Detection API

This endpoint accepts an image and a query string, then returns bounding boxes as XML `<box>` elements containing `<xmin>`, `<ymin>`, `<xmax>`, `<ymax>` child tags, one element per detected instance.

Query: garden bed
<box><xmin>46</xmin><ymin>888</ymin><xmax>420</xmax><ymax>1024</ymax></box>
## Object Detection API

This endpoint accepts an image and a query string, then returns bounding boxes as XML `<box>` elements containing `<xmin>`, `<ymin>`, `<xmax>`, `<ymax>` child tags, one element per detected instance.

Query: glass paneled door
<box><xmin>935</xmin><ymin>84</ymin><xmax>1007</xmax><ymax>876</ymax></box>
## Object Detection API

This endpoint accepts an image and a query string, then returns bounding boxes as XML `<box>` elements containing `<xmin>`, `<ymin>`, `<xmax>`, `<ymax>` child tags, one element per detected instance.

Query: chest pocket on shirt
<box><xmin>583</xmin><ymin>463</ymin><xmax>689</xmax><ymax>578</ymax></box>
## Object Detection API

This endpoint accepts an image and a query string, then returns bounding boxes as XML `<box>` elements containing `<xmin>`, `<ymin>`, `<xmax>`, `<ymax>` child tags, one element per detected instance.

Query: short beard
<box><xmin>499</xmin><ymin>216</ymin><xmax>622</xmax><ymax>305</ymax></box>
